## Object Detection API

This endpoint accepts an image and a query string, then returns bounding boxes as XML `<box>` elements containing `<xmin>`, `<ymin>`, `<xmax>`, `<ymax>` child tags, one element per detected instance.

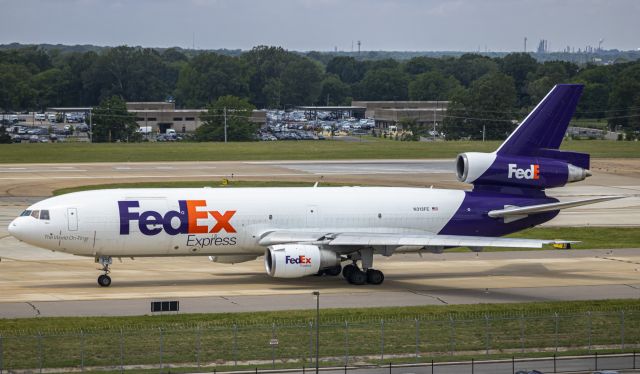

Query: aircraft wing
<box><xmin>258</xmin><ymin>230</ymin><xmax>573</xmax><ymax>249</ymax></box>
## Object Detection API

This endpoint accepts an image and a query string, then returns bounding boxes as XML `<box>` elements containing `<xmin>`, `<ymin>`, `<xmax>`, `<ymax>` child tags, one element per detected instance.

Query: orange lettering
<box><xmin>209</xmin><ymin>210</ymin><xmax>237</xmax><ymax>233</ymax></box>
<box><xmin>187</xmin><ymin>200</ymin><xmax>209</xmax><ymax>233</ymax></box>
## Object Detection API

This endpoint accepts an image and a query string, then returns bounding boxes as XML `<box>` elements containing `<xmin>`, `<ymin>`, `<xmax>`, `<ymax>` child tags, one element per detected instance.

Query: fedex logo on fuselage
<box><xmin>507</xmin><ymin>164</ymin><xmax>540</xmax><ymax>180</ymax></box>
<box><xmin>285</xmin><ymin>255</ymin><xmax>312</xmax><ymax>266</ymax></box>
<box><xmin>118</xmin><ymin>200</ymin><xmax>236</xmax><ymax>236</ymax></box>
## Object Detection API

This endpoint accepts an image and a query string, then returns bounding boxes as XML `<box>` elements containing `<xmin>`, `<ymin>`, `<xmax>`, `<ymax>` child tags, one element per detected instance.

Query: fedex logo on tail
<box><xmin>119</xmin><ymin>200</ymin><xmax>236</xmax><ymax>236</ymax></box>
<box><xmin>508</xmin><ymin>164</ymin><xmax>540</xmax><ymax>180</ymax></box>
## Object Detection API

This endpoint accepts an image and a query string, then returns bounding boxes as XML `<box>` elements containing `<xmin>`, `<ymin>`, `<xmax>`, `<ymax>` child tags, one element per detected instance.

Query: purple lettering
<box><xmin>118</xmin><ymin>201</ymin><xmax>140</xmax><ymax>235</ymax></box>
<box><xmin>139</xmin><ymin>211</ymin><xmax>163</xmax><ymax>236</ymax></box>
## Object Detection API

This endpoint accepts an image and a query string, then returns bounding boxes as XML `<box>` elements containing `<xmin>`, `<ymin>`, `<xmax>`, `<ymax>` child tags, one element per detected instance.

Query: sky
<box><xmin>0</xmin><ymin>0</ymin><xmax>638</xmax><ymax>52</ymax></box>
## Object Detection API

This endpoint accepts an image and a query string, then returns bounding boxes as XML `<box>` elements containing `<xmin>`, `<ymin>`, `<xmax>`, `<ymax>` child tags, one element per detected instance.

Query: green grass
<box><xmin>0</xmin><ymin>300</ymin><xmax>638</xmax><ymax>370</ymax></box>
<box><xmin>1</xmin><ymin>139</ymin><xmax>639</xmax><ymax>163</ymax></box>
<box><xmin>508</xmin><ymin>226</ymin><xmax>640</xmax><ymax>250</ymax></box>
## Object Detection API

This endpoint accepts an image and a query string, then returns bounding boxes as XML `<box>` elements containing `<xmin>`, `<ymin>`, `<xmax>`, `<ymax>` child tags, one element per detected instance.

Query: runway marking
<box><xmin>407</xmin><ymin>290</ymin><xmax>449</xmax><ymax>304</ymax></box>
<box><xmin>597</xmin><ymin>256</ymin><xmax>640</xmax><ymax>265</ymax></box>
<box><xmin>26</xmin><ymin>301</ymin><xmax>41</xmax><ymax>316</ymax></box>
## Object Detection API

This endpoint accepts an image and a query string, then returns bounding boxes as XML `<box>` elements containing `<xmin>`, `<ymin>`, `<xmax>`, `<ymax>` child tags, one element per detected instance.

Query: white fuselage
<box><xmin>9</xmin><ymin>187</ymin><xmax>465</xmax><ymax>257</ymax></box>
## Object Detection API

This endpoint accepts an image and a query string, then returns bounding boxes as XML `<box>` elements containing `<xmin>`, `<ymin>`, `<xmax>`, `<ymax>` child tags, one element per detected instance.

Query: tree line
<box><xmin>1</xmin><ymin>45</ymin><xmax>639</xmax><ymax>140</ymax></box>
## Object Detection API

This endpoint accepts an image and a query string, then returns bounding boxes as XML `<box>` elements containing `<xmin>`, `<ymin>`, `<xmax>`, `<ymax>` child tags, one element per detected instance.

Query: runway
<box><xmin>0</xmin><ymin>159</ymin><xmax>639</xmax><ymax>318</ymax></box>
<box><xmin>1</xmin><ymin>236</ymin><xmax>639</xmax><ymax>318</ymax></box>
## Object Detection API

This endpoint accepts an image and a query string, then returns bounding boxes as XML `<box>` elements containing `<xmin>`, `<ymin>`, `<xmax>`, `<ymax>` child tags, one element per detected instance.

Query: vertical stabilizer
<box><xmin>496</xmin><ymin>84</ymin><xmax>583</xmax><ymax>156</ymax></box>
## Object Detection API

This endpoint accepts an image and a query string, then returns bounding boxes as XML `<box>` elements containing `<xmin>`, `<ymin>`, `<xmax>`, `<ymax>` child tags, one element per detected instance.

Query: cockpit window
<box><xmin>20</xmin><ymin>210</ymin><xmax>32</xmax><ymax>217</ymax></box>
<box><xmin>40</xmin><ymin>210</ymin><xmax>50</xmax><ymax>220</ymax></box>
<box><xmin>30</xmin><ymin>210</ymin><xmax>40</xmax><ymax>219</ymax></box>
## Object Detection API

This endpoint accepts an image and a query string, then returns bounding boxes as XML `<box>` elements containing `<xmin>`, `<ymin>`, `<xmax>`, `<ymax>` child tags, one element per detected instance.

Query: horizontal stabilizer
<box><xmin>488</xmin><ymin>196</ymin><xmax>623</xmax><ymax>218</ymax></box>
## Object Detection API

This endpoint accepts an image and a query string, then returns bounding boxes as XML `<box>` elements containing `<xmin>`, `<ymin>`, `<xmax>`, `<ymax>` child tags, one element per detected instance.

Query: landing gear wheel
<box><xmin>342</xmin><ymin>264</ymin><xmax>356</xmax><ymax>279</ymax></box>
<box><xmin>347</xmin><ymin>269</ymin><xmax>367</xmax><ymax>285</ymax></box>
<box><xmin>96</xmin><ymin>256</ymin><xmax>113</xmax><ymax>287</ymax></box>
<box><xmin>325</xmin><ymin>264</ymin><xmax>342</xmax><ymax>276</ymax></box>
<box><xmin>366</xmin><ymin>269</ymin><xmax>384</xmax><ymax>285</ymax></box>
<box><xmin>97</xmin><ymin>274</ymin><xmax>112</xmax><ymax>287</ymax></box>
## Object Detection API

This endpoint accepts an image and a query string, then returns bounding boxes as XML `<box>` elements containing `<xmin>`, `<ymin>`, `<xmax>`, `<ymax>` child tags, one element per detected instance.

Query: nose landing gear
<box><xmin>96</xmin><ymin>256</ymin><xmax>112</xmax><ymax>287</ymax></box>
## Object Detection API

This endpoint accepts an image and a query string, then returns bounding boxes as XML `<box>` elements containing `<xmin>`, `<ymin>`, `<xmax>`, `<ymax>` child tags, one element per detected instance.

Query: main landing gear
<box><xmin>342</xmin><ymin>248</ymin><xmax>385</xmax><ymax>285</ymax></box>
<box><xmin>96</xmin><ymin>256</ymin><xmax>112</xmax><ymax>287</ymax></box>
<box><xmin>342</xmin><ymin>263</ymin><xmax>384</xmax><ymax>285</ymax></box>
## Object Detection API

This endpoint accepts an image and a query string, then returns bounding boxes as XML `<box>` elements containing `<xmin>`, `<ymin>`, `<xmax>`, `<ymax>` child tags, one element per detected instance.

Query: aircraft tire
<box><xmin>347</xmin><ymin>269</ymin><xmax>367</xmax><ymax>285</ymax></box>
<box><xmin>325</xmin><ymin>264</ymin><xmax>342</xmax><ymax>276</ymax></box>
<box><xmin>98</xmin><ymin>274</ymin><xmax>112</xmax><ymax>287</ymax></box>
<box><xmin>342</xmin><ymin>264</ymin><xmax>356</xmax><ymax>279</ymax></box>
<box><xmin>366</xmin><ymin>269</ymin><xmax>384</xmax><ymax>285</ymax></box>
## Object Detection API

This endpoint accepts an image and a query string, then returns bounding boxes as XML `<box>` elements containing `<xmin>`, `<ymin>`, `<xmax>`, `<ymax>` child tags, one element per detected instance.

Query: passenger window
<box><xmin>20</xmin><ymin>210</ymin><xmax>32</xmax><ymax>217</ymax></box>
<box><xmin>31</xmin><ymin>210</ymin><xmax>40</xmax><ymax>219</ymax></box>
<box><xmin>40</xmin><ymin>210</ymin><xmax>50</xmax><ymax>220</ymax></box>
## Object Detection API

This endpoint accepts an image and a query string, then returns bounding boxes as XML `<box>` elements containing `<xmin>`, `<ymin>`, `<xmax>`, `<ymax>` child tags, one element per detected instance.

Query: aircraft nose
<box><xmin>8</xmin><ymin>218</ymin><xmax>22</xmax><ymax>240</ymax></box>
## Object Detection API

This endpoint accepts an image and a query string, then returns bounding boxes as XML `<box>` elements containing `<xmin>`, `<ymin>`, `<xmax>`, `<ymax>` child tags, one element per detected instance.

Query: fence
<box><xmin>0</xmin><ymin>310</ymin><xmax>638</xmax><ymax>372</ymax></box>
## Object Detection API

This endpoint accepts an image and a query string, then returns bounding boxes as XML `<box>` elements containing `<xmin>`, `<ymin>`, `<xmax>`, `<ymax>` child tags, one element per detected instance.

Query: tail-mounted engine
<box><xmin>456</xmin><ymin>152</ymin><xmax>590</xmax><ymax>190</ymax></box>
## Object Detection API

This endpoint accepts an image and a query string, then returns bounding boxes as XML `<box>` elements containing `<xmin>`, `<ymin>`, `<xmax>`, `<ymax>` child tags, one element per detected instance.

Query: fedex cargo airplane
<box><xmin>8</xmin><ymin>84</ymin><xmax>619</xmax><ymax>287</ymax></box>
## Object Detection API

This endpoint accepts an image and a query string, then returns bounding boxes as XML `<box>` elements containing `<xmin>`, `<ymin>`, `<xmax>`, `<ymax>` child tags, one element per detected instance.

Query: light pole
<box><xmin>312</xmin><ymin>291</ymin><xmax>320</xmax><ymax>374</ymax></box>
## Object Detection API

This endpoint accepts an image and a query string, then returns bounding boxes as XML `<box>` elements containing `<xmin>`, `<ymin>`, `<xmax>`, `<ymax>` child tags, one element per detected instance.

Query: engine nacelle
<box><xmin>456</xmin><ymin>152</ymin><xmax>590</xmax><ymax>189</ymax></box>
<box><xmin>265</xmin><ymin>244</ymin><xmax>340</xmax><ymax>278</ymax></box>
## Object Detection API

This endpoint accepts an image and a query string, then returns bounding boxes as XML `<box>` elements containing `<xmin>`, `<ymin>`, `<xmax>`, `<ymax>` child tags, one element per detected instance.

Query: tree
<box><xmin>241</xmin><ymin>46</ymin><xmax>299</xmax><ymax>108</ymax></box>
<box><xmin>444</xmin><ymin>54</ymin><xmax>498</xmax><ymax>87</ymax></box>
<box><xmin>608</xmin><ymin>63</ymin><xmax>640</xmax><ymax>131</ymax></box>
<box><xmin>196</xmin><ymin>95</ymin><xmax>256</xmax><ymax>141</ymax></box>
<box><xmin>91</xmin><ymin>96</ymin><xmax>139</xmax><ymax>142</ymax></box>
<box><xmin>0</xmin><ymin>63</ymin><xmax>35</xmax><ymax>110</ymax></box>
<box><xmin>326</xmin><ymin>56</ymin><xmax>366</xmax><ymax>84</ymax></box>
<box><xmin>319</xmin><ymin>75</ymin><xmax>351</xmax><ymax>105</ymax></box>
<box><xmin>404</xmin><ymin>56</ymin><xmax>440</xmax><ymax>75</ymax></box>
<box><xmin>355</xmin><ymin>68</ymin><xmax>409</xmax><ymax>101</ymax></box>
<box><xmin>500</xmin><ymin>53</ymin><xmax>539</xmax><ymax>106</ymax></box>
<box><xmin>0</xmin><ymin>125</ymin><xmax>12</xmax><ymax>144</ymax></box>
<box><xmin>443</xmin><ymin>72</ymin><xmax>517</xmax><ymax>140</ymax></box>
<box><xmin>83</xmin><ymin>46</ymin><xmax>173</xmax><ymax>103</ymax></box>
<box><xmin>175</xmin><ymin>52</ymin><xmax>250</xmax><ymax>108</ymax></box>
<box><xmin>408</xmin><ymin>71</ymin><xmax>461</xmax><ymax>101</ymax></box>
<box><xmin>280</xmin><ymin>58</ymin><xmax>323</xmax><ymax>106</ymax></box>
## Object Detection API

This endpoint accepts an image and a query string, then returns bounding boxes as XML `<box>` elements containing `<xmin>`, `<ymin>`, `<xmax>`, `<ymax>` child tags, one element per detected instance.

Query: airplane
<box><xmin>8</xmin><ymin>84</ymin><xmax>620</xmax><ymax>287</ymax></box>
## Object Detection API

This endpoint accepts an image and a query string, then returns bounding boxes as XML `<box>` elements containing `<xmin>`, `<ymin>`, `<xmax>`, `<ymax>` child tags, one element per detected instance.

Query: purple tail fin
<box><xmin>497</xmin><ymin>84</ymin><xmax>584</xmax><ymax>157</ymax></box>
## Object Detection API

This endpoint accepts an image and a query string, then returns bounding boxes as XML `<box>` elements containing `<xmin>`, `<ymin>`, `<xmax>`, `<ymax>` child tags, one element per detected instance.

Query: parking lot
<box><xmin>2</xmin><ymin>112</ymin><xmax>90</xmax><ymax>143</ymax></box>
<box><xmin>2</xmin><ymin>109</ymin><xmax>412</xmax><ymax>144</ymax></box>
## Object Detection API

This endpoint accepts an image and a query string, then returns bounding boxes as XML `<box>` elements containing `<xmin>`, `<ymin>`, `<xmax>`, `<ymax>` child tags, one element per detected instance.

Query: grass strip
<box><xmin>0</xmin><ymin>300</ymin><xmax>638</xmax><ymax>370</ymax></box>
<box><xmin>2</xmin><ymin>139</ymin><xmax>639</xmax><ymax>163</ymax></box>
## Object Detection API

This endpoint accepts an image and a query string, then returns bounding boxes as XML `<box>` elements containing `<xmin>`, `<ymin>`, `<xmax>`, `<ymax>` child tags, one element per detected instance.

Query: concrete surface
<box><xmin>0</xmin><ymin>159</ymin><xmax>638</xmax><ymax>318</ymax></box>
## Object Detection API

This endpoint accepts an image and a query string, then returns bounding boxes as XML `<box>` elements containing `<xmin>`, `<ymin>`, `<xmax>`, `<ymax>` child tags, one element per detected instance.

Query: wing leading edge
<box><xmin>259</xmin><ymin>230</ymin><xmax>574</xmax><ymax>249</ymax></box>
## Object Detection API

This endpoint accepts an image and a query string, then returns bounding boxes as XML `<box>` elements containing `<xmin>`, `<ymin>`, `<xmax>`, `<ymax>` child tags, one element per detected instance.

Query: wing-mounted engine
<box><xmin>456</xmin><ymin>152</ymin><xmax>590</xmax><ymax>190</ymax></box>
<box><xmin>265</xmin><ymin>244</ymin><xmax>340</xmax><ymax>278</ymax></box>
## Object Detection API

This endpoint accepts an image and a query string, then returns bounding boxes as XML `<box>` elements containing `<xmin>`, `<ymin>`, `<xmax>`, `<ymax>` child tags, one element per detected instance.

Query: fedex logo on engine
<box><xmin>285</xmin><ymin>255</ymin><xmax>312</xmax><ymax>266</ymax></box>
<box><xmin>118</xmin><ymin>200</ymin><xmax>236</xmax><ymax>236</ymax></box>
<box><xmin>507</xmin><ymin>164</ymin><xmax>540</xmax><ymax>180</ymax></box>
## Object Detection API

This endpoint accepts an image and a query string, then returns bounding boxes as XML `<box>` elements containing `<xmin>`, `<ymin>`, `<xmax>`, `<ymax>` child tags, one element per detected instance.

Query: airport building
<box><xmin>126</xmin><ymin>102</ymin><xmax>267</xmax><ymax>134</ymax></box>
<box><xmin>351</xmin><ymin>100</ymin><xmax>448</xmax><ymax>132</ymax></box>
